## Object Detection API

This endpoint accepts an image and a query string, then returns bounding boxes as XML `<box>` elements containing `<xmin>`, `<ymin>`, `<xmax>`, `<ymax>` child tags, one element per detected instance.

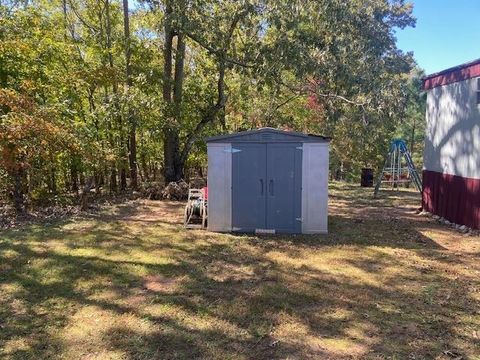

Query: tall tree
<box><xmin>148</xmin><ymin>0</ymin><xmax>415</xmax><ymax>181</ymax></box>
<box><xmin>123</xmin><ymin>0</ymin><xmax>138</xmax><ymax>189</ymax></box>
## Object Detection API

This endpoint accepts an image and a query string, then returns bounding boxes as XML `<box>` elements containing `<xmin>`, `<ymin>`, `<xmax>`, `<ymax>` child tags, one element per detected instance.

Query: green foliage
<box><xmin>0</xmin><ymin>0</ymin><xmax>423</xmax><ymax>209</ymax></box>
<box><xmin>394</xmin><ymin>67</ymin><xmax>427</xmax><ymax>169</ymax></box>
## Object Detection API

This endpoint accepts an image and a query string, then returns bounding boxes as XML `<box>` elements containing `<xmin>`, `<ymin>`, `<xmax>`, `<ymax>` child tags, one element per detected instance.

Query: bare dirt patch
<box><xmin>143</xmin><ymin>274</ymin><xmax>182</xmax><ymax>294</ymax></box>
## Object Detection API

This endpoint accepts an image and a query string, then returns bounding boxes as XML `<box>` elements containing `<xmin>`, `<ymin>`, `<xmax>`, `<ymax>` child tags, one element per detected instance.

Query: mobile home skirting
<box><xmin>422</xmin><ymin>170</ymin><xmax>480</xmax><ymax>229</ymax></box>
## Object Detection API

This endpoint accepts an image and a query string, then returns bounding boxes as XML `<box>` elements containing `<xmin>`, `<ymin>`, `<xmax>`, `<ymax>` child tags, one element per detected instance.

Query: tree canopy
<box><xmin>0</xmin><ymin>0</ymin><xmax>423</xmax><ymax>211</ymax></box>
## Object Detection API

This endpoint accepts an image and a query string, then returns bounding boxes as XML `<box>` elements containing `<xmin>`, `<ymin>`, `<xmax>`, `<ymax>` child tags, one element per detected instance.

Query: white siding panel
<box><xmin>207</xmin><ymin>143</ymin><xmax>232</xmax><ymax>232</ymax></box>
<box><xmin>424</xmin><ymin>77</ymin><xmax>480</xmax><ymax>179</ymax></box>
<box><xmin>302</xmin><ymin>143</ymin><xmax>329</xmax><ymax>234</ymax></box>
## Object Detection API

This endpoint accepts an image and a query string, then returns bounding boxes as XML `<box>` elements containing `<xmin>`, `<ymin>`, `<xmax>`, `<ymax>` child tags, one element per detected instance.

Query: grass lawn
<box><xmin>1</xmin><ymin>182</ymin><xmax>479</xmax><ymax>359</ymax></box>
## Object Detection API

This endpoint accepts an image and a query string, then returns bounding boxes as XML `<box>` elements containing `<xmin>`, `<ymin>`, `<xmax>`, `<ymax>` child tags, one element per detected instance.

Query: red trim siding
<box><xmin>423</xmin><ymin>58</ymin><xmax>480</xmax><ymax>90</ymax></box>
<box><xmin>422</xmin><ymin>170</ymin><xmax>480</xmax><ymax>229</ymax></box>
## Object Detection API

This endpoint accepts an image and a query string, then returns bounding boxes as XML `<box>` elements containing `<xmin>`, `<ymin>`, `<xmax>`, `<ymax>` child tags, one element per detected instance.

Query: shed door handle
<box><xmin>260</xmin><ymin>179</ymin><xmax>264</xmax><ymax>195</ymax></box>
<box><xmin>269</xmin><ymin>179</ymin><xmax>274</xmax><ymax>196</ymax></box>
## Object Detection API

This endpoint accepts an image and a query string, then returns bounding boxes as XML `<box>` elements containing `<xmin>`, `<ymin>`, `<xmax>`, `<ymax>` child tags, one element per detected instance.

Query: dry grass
<box><xmin>0</xmin><ymin>183</ymin><xmax>479</xmax><ymax>359</ymax></box>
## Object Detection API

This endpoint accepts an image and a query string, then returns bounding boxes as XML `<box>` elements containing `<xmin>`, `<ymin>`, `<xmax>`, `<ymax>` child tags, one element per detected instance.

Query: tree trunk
<box><xmin>94</xmin><ymin>170</ymin><xmax>101</xmax><ymax>195</ymax></box>
<box><xmin>129</xmin><ymin>129</ymin><xmax>137</xmax><ymax>188</ymax></box>
<box><xmin>80</xmin><ymin>172</ymin><xmax>85</xmax><ymax>186</ymax></box>
<box><xmin>110</xmin><ymin>167</ymin><xmax>117</xmax><ymax>193</ymax></box>
<box><xmin>50</xmin><ymin>165</ymin><xmax>57</xmax><ymax>194</ymax></box>
<box><xmin>159</xmin><ymin>4</ymin><xmax>239</xmax><ymax>181</ymax></box>
<box><xmin>151</xmin><ymin>162</ymin><xmax>157</xmax><ymax>181</ymax></box>
<box><xmin>120</xmin><ymin>167</ymin><xmax>127</xmax><ymax>190</ymax></box>
<box><xmin>123</xmin><ymin>0</ymin><xmax>138</xmax><ymax>189</ymax></box>
<box><xmin>62</xmin><ymin>0</ymin><xmax>68</xmax><ymax>40</ymax></box>
<box><xmin>161</xmin><ymin>1</ymin><xmax>182</xmax><ymax>182</ymax></box>
<box><xmin>178</xmin><ymin>56</ymin><xmax>227</xmax><ymax>168</ymax></box>
<box><xmin>410</xmin><ymin>116</ymin><xmax>416</xmax><ymax>158</ymax></box>
<box><xmin>12</xmin><ymin>168</ymin><xmax>25</xmax><ymax>214</ymax></box>
<box><xmin>106</xmin><ymin>0</ymin><xmax>128</xmax><ymax>191</ymax></box>
<box><xmin>163</xmin><ymin>130</ymin><xmax>182</xmax><ymax>182</ymax></box>
<box><xmin>163</xmin><ymin>30</ymin><xmax>187</xmax><ymax>182</ymax></box>
<box><xmin>80</xmin><ymin>176</ymin><xmax>94</xmax><ymax>211</ymax></box>
<box><xmin>162</xmin><ymin>1</ymin><xmax>173</xmax><ymax>104</ymax></box>
<box><xmin>173</xmin><ymin>33</ymin><xmax>186</xmax><ymax>113</ymax></box>
<box><xmin>70</xmin><ymin>158</ymin><xmax>79</xmax><ymax>193</ymax></box>
<box><xmin>140</xmin><ymin>151</ymin><xmax>149</xmax><ymax>181</ymax></box>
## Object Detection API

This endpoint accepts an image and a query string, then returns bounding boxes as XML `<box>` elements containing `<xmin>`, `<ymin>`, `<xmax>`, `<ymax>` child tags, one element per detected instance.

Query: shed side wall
<box><xmin>301</xmin><ymin>143</ymin><xmax>329</xmax><ymax>234</ymax></box>
<box><xmin>207</xmin><ymin>143</ymin><xmax>232</xmax><ymax>232</ymax></box>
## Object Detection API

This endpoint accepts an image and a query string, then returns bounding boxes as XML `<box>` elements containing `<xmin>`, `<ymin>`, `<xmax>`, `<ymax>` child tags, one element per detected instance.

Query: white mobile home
<box><xmin>423</xmin><ymin>58</ymin><xmax>480</xmax><ymax>228</ymax></box>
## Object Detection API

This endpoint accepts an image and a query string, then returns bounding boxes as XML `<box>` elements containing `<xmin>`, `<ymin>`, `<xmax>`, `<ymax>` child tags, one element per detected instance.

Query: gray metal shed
<box><xmin>207</xmin><ymin>128</ymin><xmax>330</xmax><ymax>234</ymax></box>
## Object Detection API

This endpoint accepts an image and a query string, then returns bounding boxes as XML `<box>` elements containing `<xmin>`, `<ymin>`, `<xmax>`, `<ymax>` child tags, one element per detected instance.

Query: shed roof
<box><xmin>206</xmin><ymin>127</ymin><xmax>331</xmax><ymax>143</ymax></box>
<box><xmin>423</xmin><ymin>57</ymin><xmax>480</xmax><ymax>90</ymax></box>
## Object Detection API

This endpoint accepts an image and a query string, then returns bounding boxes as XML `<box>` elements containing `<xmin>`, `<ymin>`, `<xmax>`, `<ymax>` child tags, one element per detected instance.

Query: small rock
<box><xmin>269</xmin><ymin>340</ymin><xmax>280</xmax><ymax>347</ymax></box>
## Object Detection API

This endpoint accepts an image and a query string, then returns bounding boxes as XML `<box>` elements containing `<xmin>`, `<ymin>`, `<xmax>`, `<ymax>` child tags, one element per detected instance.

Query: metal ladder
<box><xmin>374</xmin><ymin>139</ymin><xmax>422</xmax><ymax>197</ymax></box>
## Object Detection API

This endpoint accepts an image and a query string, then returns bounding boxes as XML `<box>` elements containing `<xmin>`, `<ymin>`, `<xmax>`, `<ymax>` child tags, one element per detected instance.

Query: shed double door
<box><xmin>232</xmin><ymin>143</ymin><xmax>302</xmax><ymax>233</ymax></box>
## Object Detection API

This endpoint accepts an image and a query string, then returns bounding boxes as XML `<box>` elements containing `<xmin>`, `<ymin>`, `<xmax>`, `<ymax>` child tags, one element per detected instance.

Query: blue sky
<box><xmin>395</xmin><ymin>0</ymin><xmax>480</xmax><ymax>75</ymax></box>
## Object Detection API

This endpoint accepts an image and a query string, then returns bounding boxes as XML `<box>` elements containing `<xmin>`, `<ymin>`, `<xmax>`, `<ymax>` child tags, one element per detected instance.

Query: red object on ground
<box><xmin>423</xmin><ymin>58</ymin><xmax>480</xmax><ymax>90</ymax></box>
<box><xmin>422</xmin><ymin>170</ymin><xmax>480</xmax><ymax>229</ymax></box>
<box><xmin>202</xmin><ymin>186</ymin><xmax>208</xmax><ymax>200</ymax></box>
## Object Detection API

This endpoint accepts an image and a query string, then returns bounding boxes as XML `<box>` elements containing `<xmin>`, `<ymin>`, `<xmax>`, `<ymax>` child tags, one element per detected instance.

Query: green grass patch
<box><xmin>0</xmin><ymin>184</ymin><xmax>479</xmax><ymax>359</ymax></box>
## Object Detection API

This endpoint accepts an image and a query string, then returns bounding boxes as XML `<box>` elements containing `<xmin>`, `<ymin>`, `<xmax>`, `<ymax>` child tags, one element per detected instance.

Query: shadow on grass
<box><xmin>0</xmin><ymin>185</ymin><xmax>478</xmax><ymax>359</ymax></box>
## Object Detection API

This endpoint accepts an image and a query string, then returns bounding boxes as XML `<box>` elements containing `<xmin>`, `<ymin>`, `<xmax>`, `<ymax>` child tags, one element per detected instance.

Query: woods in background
<box><xmin>0</xmin><ymin>0</ymin><xmax>424</xmax><ymax>212</ymax></box>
